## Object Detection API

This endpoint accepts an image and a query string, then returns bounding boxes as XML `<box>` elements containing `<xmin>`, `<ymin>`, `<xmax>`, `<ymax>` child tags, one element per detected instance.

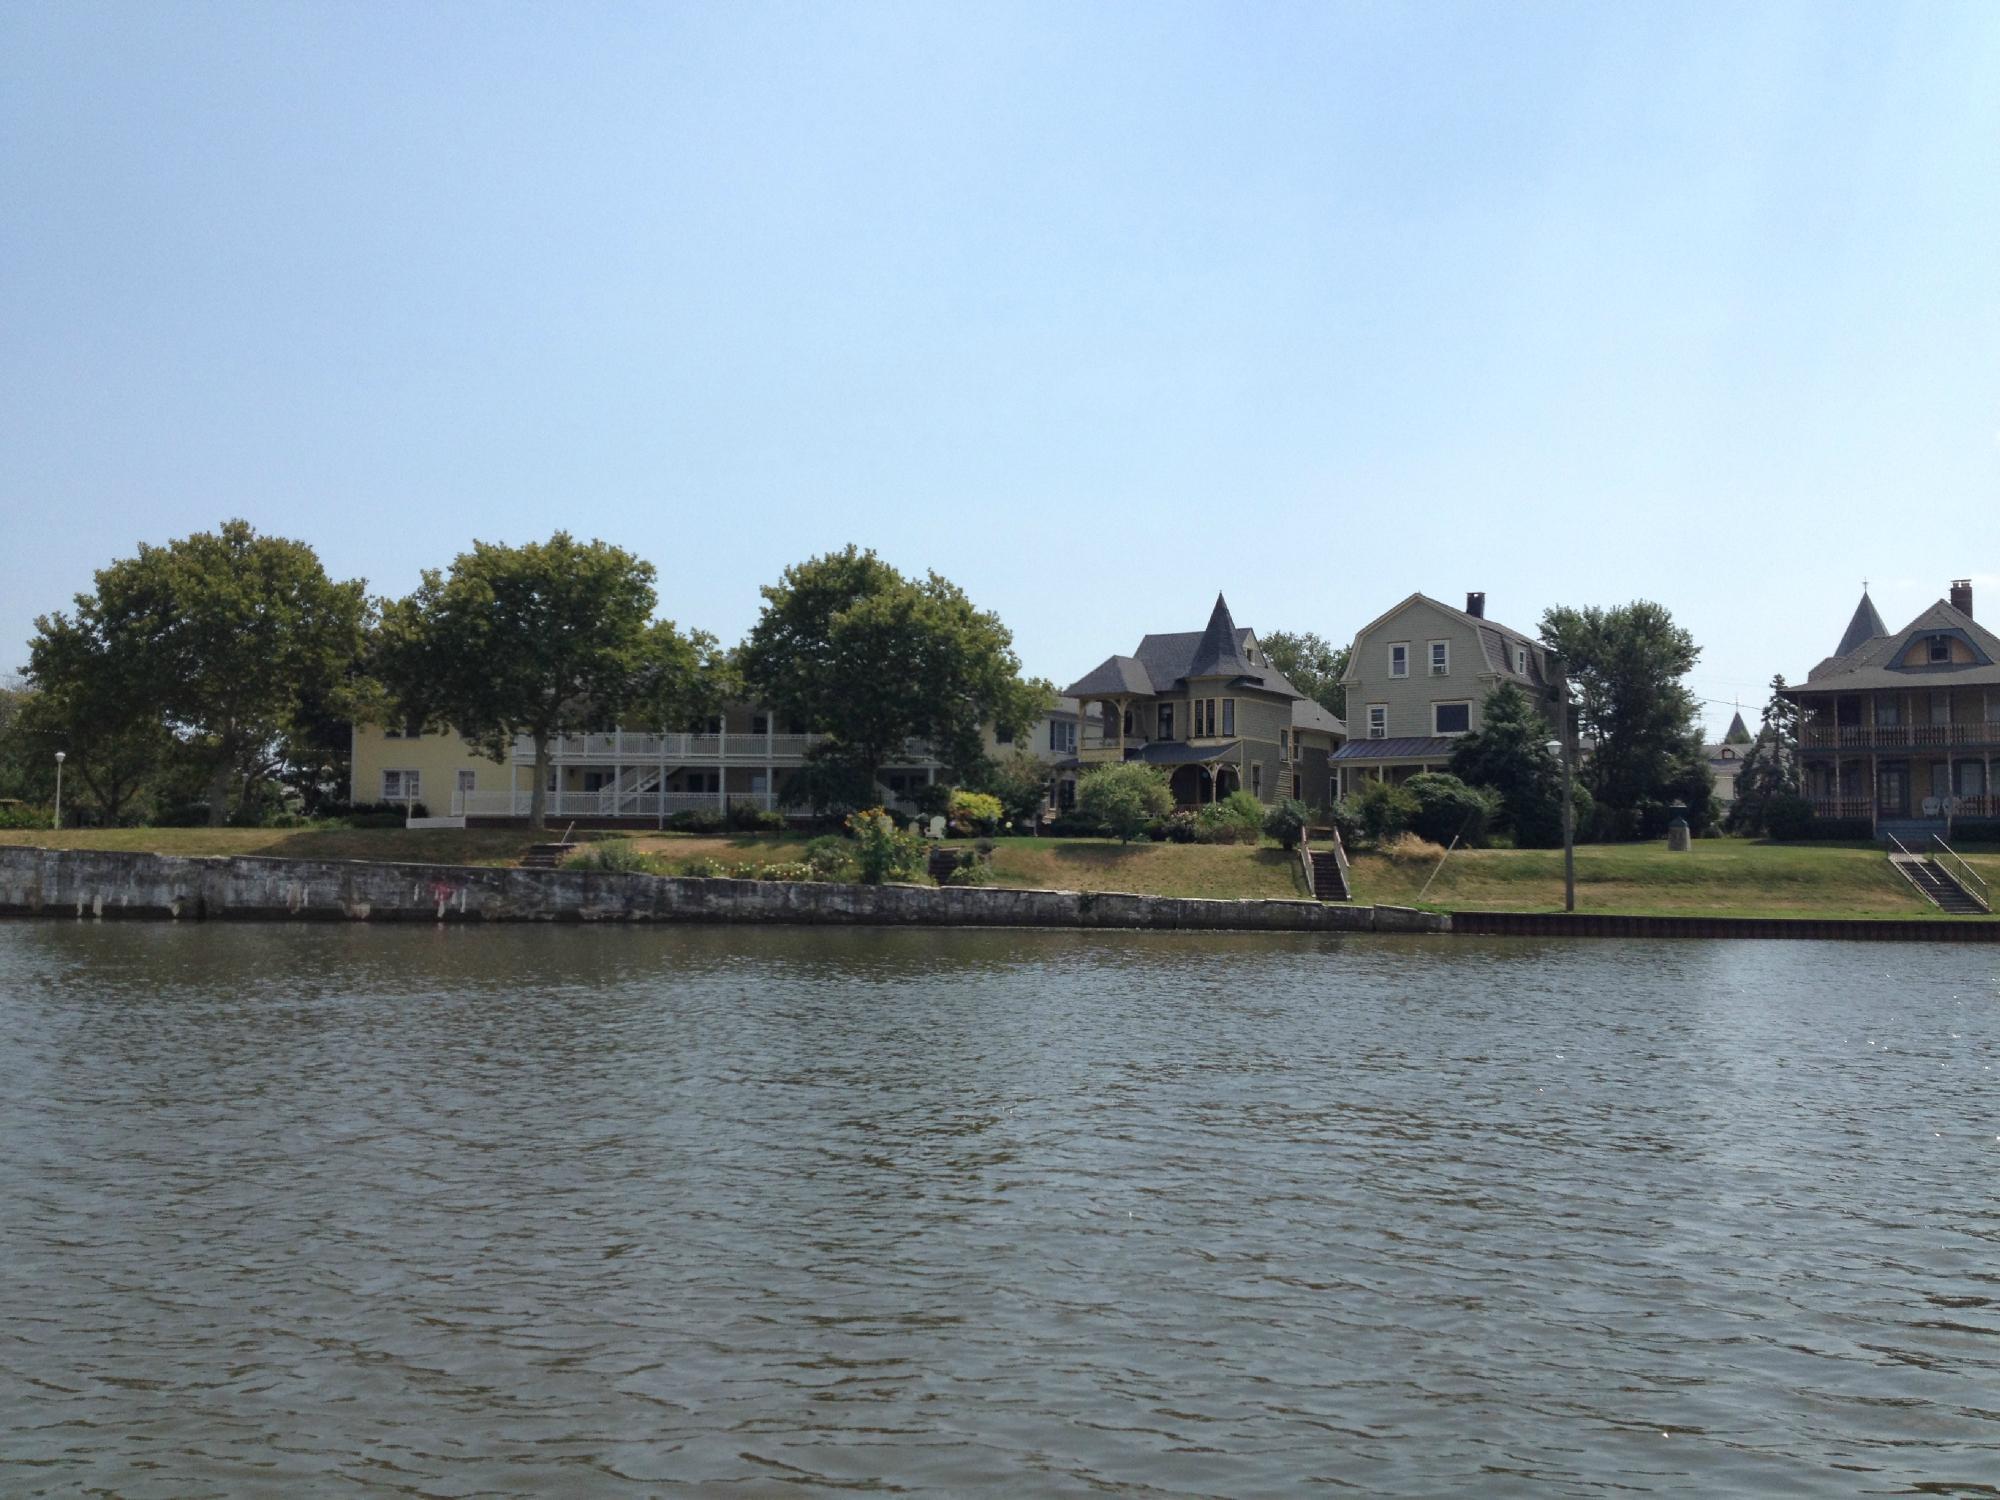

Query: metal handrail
<box><xmin>1932</xmin><ymin>835</ymin><xmax>1990</xmax><ymax>911</ymax></box>
<box><xmin>1884</xmin><ymin>832</ymin><xmax>1943</xmax><ymax>910</ymax></box>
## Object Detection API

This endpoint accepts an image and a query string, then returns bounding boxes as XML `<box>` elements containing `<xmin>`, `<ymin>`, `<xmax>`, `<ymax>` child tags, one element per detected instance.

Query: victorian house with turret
<box><xmin>1789</xmin><ymin>580</ymin><xmax>2000</xmax><ymax>833</ymax></box>
<box><xmin>1061</xmin><ymin>596</ymin><xmax>1347</xmax><ymax>810</ymax></box>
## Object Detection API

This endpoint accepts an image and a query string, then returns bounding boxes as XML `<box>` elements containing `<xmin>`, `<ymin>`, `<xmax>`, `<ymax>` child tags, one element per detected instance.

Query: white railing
<box><xmin>455</xmin><ymin>789</ymin><xmax>779</xmax><ymax>819</ymax></box>
<box><xmin>509</xmin><ymin>730</ymin><xmax>830</xmax><ymax>763</ymax></box>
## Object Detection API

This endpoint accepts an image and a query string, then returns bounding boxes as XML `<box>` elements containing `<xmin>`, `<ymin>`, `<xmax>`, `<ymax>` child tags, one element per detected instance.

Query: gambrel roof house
<box><xmin>1332</xmin><ymin>591</ymin><xmax>1555</xmax><ymax>787</ymax></box>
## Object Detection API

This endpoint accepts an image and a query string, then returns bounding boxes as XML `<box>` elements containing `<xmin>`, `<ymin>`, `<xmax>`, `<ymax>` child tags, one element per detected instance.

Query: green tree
<box><xmin>1260</xmin><ymin>630</ymin><xmax>1349</xmax><ymax>718</ymax></box>
<box><xmin>1402</xmin><ymin>772</ymin><xmax>1498</xmax><ymax>847</ymax></box>
<box><xmin>739</xmin><ymin>547</ymin><xmax>1051</xmax><ymax>792</ymax></box>
<box><xmin>1263</xmin><ymin>797</ymin><xmax>1309</xmax><ymax>850</ymax></box>
<box><xmin>1725</xmin><ymin>676</ymin><xmax>1802</xmax><ymax>835</ymax></box>
<box><xmin>1075</xmin><ymin>762</ymin><xmax>1173</xmax><ymax>842</ymax></box>
<box><xmin>979</xmin><ymin>748</ymin><xmax>1054</xmax><ymax>831</ymax></box>
<box><xmin>26</xmin><ymin>520</ymin><xmax>368</xmax><ymax>825</ymax></box>
<box><xmin>1539</xmin><ymin>600</ymin><xmax>1714</xmax><ymax>837</ymax></box>
<box><xmin>1448</xmin><ymin>682</ymin><xmax>1569</xmax><ymax>848</ymax></box>
<box><xmin>378</xmin><ymin>533</ymin><xmax>715</xmax><ymax>830</ymax></box>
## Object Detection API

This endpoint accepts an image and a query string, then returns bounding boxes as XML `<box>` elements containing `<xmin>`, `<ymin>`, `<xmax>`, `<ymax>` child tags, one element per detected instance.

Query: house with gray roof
<box><xmin>1332</xmin><ymin>591</ymin><xmax>1556</xmax><ymax>792</ymax></box>
<box><xmin>1788</xmin><ymin>580</ymin><xmax>2000</xmax><ymax>831</ymax></box>
<box><xmin>1062</xmin><ymin>595</ymin><xmax>1347</xmax><ymax>809</ymax></box>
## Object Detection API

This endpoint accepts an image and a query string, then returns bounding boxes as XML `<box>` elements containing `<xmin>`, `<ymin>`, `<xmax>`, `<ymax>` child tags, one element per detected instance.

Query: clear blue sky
<box><xmin>5</xmin><ymin>1</ymin><xmax>1997</xmax><ymax>737</ymax></box>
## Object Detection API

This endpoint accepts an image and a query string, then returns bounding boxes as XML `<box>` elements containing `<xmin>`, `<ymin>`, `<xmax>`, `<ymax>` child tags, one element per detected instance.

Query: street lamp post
<box><xmin>1547</xmin><ymin>653</ymin><xmax>1576</xmax><ymax>914</ymax></box>
<box><xmin>53</xmin><ymin>751</ymin><xmax>65</xmax><ymax>831</ymax></box>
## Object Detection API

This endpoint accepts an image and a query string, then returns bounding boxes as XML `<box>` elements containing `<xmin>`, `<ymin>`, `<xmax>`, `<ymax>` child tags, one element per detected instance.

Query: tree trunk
<box><xmin>530</xmin><ymin>734</ymin><xmax>550</xmax><ymax>831</ymax></box>
<box><xmin>206</xmin><ymin>750</ymin><xmax>233</xmax><ymax>827</ymax></box>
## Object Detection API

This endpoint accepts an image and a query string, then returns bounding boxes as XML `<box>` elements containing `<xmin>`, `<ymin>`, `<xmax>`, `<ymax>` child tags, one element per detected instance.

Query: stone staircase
<box><xmin>520</xmin><ymin>843</ymin><xmax>572</xmax><ymax>870</ymax></box>
<box><xmin>1888</xmin><ymin>853</ymin><xmax>1987</xmax><ymax>915</ymax></box>
<box><xmin>1306</xmin><ymin>846</ymin><xmax>1350</xmax><ymax>902</ymax></box>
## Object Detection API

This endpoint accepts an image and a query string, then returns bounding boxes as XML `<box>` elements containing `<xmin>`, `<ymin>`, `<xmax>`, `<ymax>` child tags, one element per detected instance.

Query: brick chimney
<box><xmin>1465</xmin><ymin>591</ymin><xmax>1486</xmax><ymax>619</ymax></box>
<box><xmin>1950</xmin><ymin>579</ymin><xmax>1973</xmax><ymax>618</ymax></box>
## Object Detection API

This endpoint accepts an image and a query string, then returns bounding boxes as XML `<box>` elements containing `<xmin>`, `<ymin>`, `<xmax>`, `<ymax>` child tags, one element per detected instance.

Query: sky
<box><xmin>4</xmin><ymin>1</ymin><xmax>1997</xmax><ymax>739</ymax></box>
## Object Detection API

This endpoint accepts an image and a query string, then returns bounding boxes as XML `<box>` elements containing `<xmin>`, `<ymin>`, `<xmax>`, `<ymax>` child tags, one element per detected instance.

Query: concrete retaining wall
<box><xmin>0</xmin><ymin>847</ymin><xmax>1446</xmax><ymax>934</ymax></box>
<box><xmin>1451</xmin><ymin>909</ymin><xmax>2000</xmax><ymax>942</ymax></box>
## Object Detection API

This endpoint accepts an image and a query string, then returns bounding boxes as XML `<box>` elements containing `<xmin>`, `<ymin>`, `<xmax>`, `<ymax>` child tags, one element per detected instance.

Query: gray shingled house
<box><xmin>1331</xmin><ymin>591</ymin><xmax>1555</xmax><ymax>794</ymax></box>
<box><xmin>1788</xmin><ymin>580</ymin><xmax>2000</xmax><ymax>834</ymax></box>
<box><xmin>1062</xmin><ymin>595</ymin><xmax>1347</xmax><ymax>810</ymax></box>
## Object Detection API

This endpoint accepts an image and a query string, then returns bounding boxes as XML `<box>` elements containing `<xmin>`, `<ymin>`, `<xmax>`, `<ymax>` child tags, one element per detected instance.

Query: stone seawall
<box><xmin>0</xmin><ymin>847</ymin><xmax>1447</xmax><ymax>934</ymax></box>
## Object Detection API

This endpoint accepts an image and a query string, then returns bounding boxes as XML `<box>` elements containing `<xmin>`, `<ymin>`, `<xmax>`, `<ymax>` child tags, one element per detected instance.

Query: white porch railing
<box><xmin>510</xmin><ymin>731</ymin><xmax>829</xmax><ymax>763</ymax></box>
<box><xmin>456</xmin><ymin>789</ymin><xmax>779</xmax><ymax>819</ymax></box>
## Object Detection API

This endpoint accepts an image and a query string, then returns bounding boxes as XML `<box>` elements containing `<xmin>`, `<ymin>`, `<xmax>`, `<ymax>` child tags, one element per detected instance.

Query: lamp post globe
<box><xmin>53</xmin><ymin>751</ymin><xmax>65</xmax><ymax>832</ymax></box>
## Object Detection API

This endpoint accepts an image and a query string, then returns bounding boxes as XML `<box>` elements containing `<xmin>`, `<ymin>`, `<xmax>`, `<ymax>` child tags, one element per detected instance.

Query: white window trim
<box><xmin>1367</xmin><ymin>704</ymin><xmax>1388</xmax><ymax>740</ymax></box>
<box><xmin>382</xmin><ymin>769</ymin><xmax>421</xmax><ymax>800</ymax></box>
<box><xmin>1388</xmin><ymin>643</ymin><xmax>1409</xmax><ymax>679</ymax></box>
<box><xmin>1431</xmin><ymin>701</ymin><xmax>1473</xmax><ymax>736</ymax></box>
<box><xmin>1428</xmin><ymin>640</ymin><xmax>1449</xmax><ymax>676</ymax></box>
<box><xmin>1515</xmin><ymin>645</ymin><xmax>1528</xmax><ymax>674</ymax></box>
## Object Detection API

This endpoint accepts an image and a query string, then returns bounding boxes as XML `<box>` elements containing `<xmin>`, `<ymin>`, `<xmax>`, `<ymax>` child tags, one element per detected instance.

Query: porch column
<box><xmin>658</xmin><ymin>737</ymin><xmax>667</xmax><ymax>830</ymax></box>
<box><xmin>765</xmin><ymin>765</ymin><xmax>774</xmax><ymax>811</ymax></box>
<box><xmin>511</xmin><ymin>758</ymin><xmax>520</xmax><ymax>820</ymax></box>
<box><xmin>1870</xmin><ymin>750</ymin><xmax>1878</xmax><ymax>832</ymax></box>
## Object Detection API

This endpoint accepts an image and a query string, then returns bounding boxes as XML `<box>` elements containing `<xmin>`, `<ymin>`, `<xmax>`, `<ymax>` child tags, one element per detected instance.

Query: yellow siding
<box><xmin>351</xmin><ymin>725</ymin><xmax>509</xmax><ymax>808</ymax></box>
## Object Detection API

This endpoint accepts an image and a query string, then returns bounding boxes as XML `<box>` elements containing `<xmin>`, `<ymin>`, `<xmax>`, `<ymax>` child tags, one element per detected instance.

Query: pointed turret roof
<box><xmin>1834</xmin><ymin>590</ymin><xmax>1888</xmax><ymax>659</ymax></box>
<box><xmin>1723</xmin><ymin>710</ymin><xmax>1752</xmax><ymax>744</ymax></box>
<box><xmin>1185</xmin><ymin>593</ymin><xmax>1256</xmax><ymax>679</ymax></box>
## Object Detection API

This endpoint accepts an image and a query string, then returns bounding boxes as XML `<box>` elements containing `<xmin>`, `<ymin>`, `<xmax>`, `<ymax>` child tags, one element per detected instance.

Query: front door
<box><xmin>1878</xmin><ymin>763</ymin><xmax>1908</xmax><ymax>817</ymax></box>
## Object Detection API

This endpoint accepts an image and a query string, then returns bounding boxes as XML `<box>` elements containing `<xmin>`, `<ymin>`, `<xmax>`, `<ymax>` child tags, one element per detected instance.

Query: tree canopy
<box><xmin>1539</xmin><ymin>600</ymin><xmax>1713</xmax><ymax>836</ymax></box>
<box><xmin>25</xmin><ymin>520</ymin><xmax>369</xmax><ymax>825</ymax></box>
<box><xmin>1260</xmin><ymin>630</ymin><xmax>1349</xmax><ymax>718</ymax></box>
<box><xmin>1447</xmin><ymin>681</ymin><xmax>1576</xmax><ymax>848</ymax></box>
<box><xmin>1724</xmin><ymin>676</ymin><xmax>1802</xmax><ymax>835</ymax></box>
<box><xmin>738</xmin><ymin>547</ymin><xmax>1051</xmax><ymax>792</ymax></box>
<box><xmin>1076</xmin><ymin>762</ymin><xmax>1173</xmax><ymax>842</ymax></box>
<box><xmin>377</xmin><ymin>532</ymin><xmax>721</xmax><ymax>829</ymax></box>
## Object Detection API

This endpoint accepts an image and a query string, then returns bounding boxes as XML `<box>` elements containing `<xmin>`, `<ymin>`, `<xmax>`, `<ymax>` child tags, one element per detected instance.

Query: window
<box><xmin>456</xmin><ymin>769</ymin><xmax>476</xmax><ymax>793</ymax></box>
<box><xmin>788</xmin><ymin>717</ymin><xmax>809</xmax><ymax>735</ymax></box>
<box><xmin>1279</xmin><ymin>729</ymin><xmax>1290</xmax><ymax>761</ymax></box>
<box><xmin>382</xmin><ymin>719</ymin><xmax>421</xmax><ymax>739</ymax></box>
<box><xmin>1049</xmin><ymin>720</ymin><xmax>1075</xmax><ymax>752</ymax></box>
<box><xmin>1389</xmin><ymin>643</ymin><xmax>1409</xmax><ymax>679</ymax></box>
<box><xmin>1433</xmin><ymin>702</ymin><xmax>1471</xmax><ymax>735</ymax></box>
<box><xmin>1251</xmin><ymin>763</ymin><xmax>1262</xmax><ymax>797</ymax></box>
<box><xmin>382</xmin><ymin>769</ymin><xmax>420</xmax><ymax>800</ymax></box>
<box><xmin>1292</xmin><ymin>773</ymin><xmax>1301</xmax><ymax>799</ymax></box>
<box><xmin>1158</xmin><ymin>702</ymin><xmax>1174</xmax><ymax>740</ymax></box>
<box><xmin>1876</xmin><ymin>699</ymin><xmax>1901</xmax><ymax>727</ymax></box>
<box><xmin>1429</xmin><ymin>641</ymin><xmax>1449</xmax><ymax>676</ymax></box>
<box><xmin>1195</xmin><ymin>699</ymin><xmax>1216</xmax><ymax>736</ymax></box>
<box><xmin>1930</xmin><ymin>636</ymin><xmax>1950</xmax><ymax>663</ymax></box>
<box><xmin>750</xmin><ymin>771</ymin><xmax>768</xmax><ymax>793</ymax></box>
<box><xmin>1515</xmin><ymin>646</ymin><xmax>1528</xmax><ymax>675</ymax></box>
<box><xmin>1221</xmin><ymin>699</ymin><xmax>1235</xmax><ymax>735</ymax></box>
<box><xmin>1367</xmin><ymin>705</ymin><xmax>1388</xmax><ymax>739</ymax></box>
<box><xmin>995</xmin><ymin>725</ymin><xmax>1013</xmax><ymax>744</ymax></box>
<box><xmin>752</xmin><ymin>714</ymin><xmax>769</xmax><ymax>734</ymax></box>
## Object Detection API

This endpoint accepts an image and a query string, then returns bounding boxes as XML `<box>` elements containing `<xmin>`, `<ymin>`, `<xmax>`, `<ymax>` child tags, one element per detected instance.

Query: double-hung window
<box><xmin>1930</xmin><ymin>636</ymin><xmax>1951</xmax><ymax>663</ymax></box>
<box><xmin>1389</xmin><ymin>643</ymin><xmax>1409</xmax><ymax>679</ymax></box>
<box><xmin>1158</xmin><ymin>702</ymin><xmax>1175</xmax><ymax>741</ymax></box>
<box><xmin>1515</xmin><ymin>645</ymin><xmax>1528</xmax><ymax>675</ymax></box>
<box><xmin>383</xmin><ymin>769</ymin><xmax>420</xmax><ymax>800</ymax></box>
<box><xmin>1221</xmin><ymin>699</ymin><xmax>1235</xmax><ymax>735</ymax></box>
<box><xmin>1429</xmin><ymin>641</ymin><xmax>1449</xmax><ymax>676</ymax></box>
<box><xmin>1279</xmin><ymin>729</ymin><xmax>1290</xmax><ymax>761</ymax></box>
<box><xmin>1433</xmin><ymin>702</ymin><xmax>1471</xmax><ymax>735</ymax></box>
<box><xmin>1367</xmin><ymin>705</ymin><xmax>1388</xmax><ymax>739</ymax></box>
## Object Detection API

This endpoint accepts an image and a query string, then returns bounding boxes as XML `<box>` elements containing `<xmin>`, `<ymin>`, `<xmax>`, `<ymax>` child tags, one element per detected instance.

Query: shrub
<box><xmin>802</xmin><ymin>834</ymin><xmax>857</xmax><ymax>881</ymax></box>
<box><xmin>938</xmin><ymin>850</ymin><xmax>992</xmax><ymax>886</ymax></box>
<box><xmin>948</xmin><ymin>789</ymin><xmax>1003</xmax><ymax>836</ymax></box>
<box><xmin>751</xmin><ymin>861</ymin><xmax>812</xmax><ymax>882</ymax></box>
<box><xmin>1380</xmin><ymin>831</ymin><xmax>1447</xmax><ymax>863</ymax></box>
<box><xmin>679</xmin><ymin>855</ymin><xmax>729</xmax><ymax>878</ymax></box>
<box><xmin>725</xmin><ymin>802</ymin><xmax>785</xmax><ymax>833</ymax></box>
<box><xmin>1076</xmin><ymin>763</ymin><xmax>1174</xmax><ymax>843</ymax></box>
<box><xmin>1352</xmin><ymin>780</ymin><xmax>1419</xmax><ymax>845</ymax></box>
<box><xmin>845</xmin><ymin>807</ymin><xmax>930</xmax><ymax>884</ymax></box>
<box><xmin>1046</xmin><ymin>811</ymin><xmax>1099</xmax><ymax>839</ymax></box>
<box><xmin>0</xmin><ymin>803</ymin><xmax>51</xmax><ymax>830</ymax></box>
<box><xmin>665</xmin><ymin>808</ymin><xmax>727</xmax><ymax>834</ymax></box>
<box><xmin>1763</xmin><ymin>794</ymin><xmax>1816</xmax><ymax>841</ymax></box>
<box><xmin>1263</xmin><ymin>798</ymin><xmax>1309</xmax><ymax>850</ymax></box>
<box><xmin>981</xmin><ymin>749</ymin><xmax>1054</xmax><ymax>830</ymax></box>
<box><xmin>1191</xmin><ymin>803</ymin><xmax>1255</xmax><ymax>844</ymax></box>
<box><xmin>1402</xmin><ymin>773</ymin><xmax>1497</xmax><ymax>848</ymax></box>
<box><xmin>566</xmin><ymin>839</ymin><xmax>653</xmax><ymax>873</ymax></box>
<box><xmin>1218</xmin><ymin>789</ymin><xmax>1265</xmax><ymax>829</ymax></box>
<box><xmin>1160</xmin><ymin>809</ymin><xmax>1200</xmax><ymax>843</ymax></box>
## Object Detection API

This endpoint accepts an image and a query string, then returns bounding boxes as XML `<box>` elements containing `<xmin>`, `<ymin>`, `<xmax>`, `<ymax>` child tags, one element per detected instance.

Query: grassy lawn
<box><xmin>6</xmin><ymin>827</ymin><xmax>1998</xmax><ymax>920</ymax></box>
<box><xmin>0</xmin><ymin>826</ymin><xmax>551</xmax><ymax>866</ymax></box>
<box><xmin>1348</xmin><ymin>838</ymin><xmax>2000</xmax><ymax>920</ymax></box>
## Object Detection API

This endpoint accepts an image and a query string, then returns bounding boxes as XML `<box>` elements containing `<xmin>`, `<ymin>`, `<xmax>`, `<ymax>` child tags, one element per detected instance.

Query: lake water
<box><xmin>2</xmin><ymin>923</ymin><xmax>1997</xmax><ymax>1497</ymax></box>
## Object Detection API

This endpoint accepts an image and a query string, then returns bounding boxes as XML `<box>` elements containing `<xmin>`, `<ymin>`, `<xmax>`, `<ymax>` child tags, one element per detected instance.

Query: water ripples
<box><xmin>2</xmin><ymin>923</ymin><xmax>1998</xmax><ymax>1495</ymax></box>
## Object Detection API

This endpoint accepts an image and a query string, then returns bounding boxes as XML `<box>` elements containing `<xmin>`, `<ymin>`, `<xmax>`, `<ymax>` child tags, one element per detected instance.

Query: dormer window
<box><xmin>1515</xmin><ymin>646</ymin><xmax>1528</xmax><ymax>675</ymax></box>
<box><xmin>1929</xmin><ymin>635</ymin><xmax>1950</xmax><ymax>663</ymax></box>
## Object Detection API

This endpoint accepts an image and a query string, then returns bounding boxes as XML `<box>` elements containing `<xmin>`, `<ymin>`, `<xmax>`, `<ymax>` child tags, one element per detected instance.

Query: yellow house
<box><xmin>351</xmin><ymin>697</ymin><xmax>1084</xmax><ymax>826</ymax></box>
